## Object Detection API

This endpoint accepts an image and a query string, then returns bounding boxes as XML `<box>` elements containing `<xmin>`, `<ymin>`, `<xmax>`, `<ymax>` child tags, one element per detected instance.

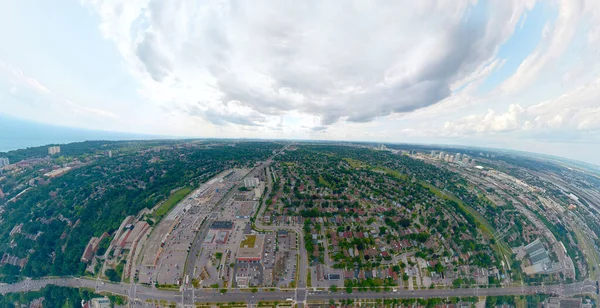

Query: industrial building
<box><xmin>244</xmin><ymin>177</ymin><xmax>259</xmax><ymax>187</ymax></box>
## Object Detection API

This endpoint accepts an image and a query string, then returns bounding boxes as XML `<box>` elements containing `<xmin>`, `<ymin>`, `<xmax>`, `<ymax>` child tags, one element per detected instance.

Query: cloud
<box><xmin>499</xmin><ymin>0</ymin><xmax>583</xmax><ymax>94</ymax></box>
<box><xmin>83</xmin><ymin>0</ymin><xmax>533</xmax><ymax>129</ymax></box>
<box><xmin>136</xmin><ymin>32</ymin><xmax>173</xmax><ymax>82</ymax></box>
<box><xmin>443</xmin><ymin>78</ymin><xmax>600</xmax><ymax>138</ymax></box>
<box><xmin>187</xmin><ymin>102</ymin><xmax>267</xmax><ymax>127</ymax></box>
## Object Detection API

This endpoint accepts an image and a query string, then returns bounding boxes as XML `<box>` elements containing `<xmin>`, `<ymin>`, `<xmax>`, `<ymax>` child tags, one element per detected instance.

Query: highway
<box><xmin>1</xmin><ymin>277</ymin><xmax>598</xmax><ymax>305</ymax></box>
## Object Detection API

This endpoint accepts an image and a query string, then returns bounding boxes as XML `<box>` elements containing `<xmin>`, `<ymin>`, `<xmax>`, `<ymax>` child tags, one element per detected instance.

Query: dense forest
<box><xmin>0</xmin><ymin>140</ymin><xmax>281</xmax><ymax>280</ymax></box>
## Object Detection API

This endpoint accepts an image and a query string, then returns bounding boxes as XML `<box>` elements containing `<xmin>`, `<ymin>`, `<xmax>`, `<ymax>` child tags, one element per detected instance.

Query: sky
<box><xmin>1</xmin><ymin>0</ymin><xmax>600</xmax><ymax>164</ymax></box>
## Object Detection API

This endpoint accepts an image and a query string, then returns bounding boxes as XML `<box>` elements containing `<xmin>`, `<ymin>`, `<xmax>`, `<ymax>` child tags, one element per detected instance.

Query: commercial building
<box><xmin>244</xmin><ymin>177</ymin><xmax>260</xmax><ymax>187</ymax></box>
<box><xmin>81</xmin><ymin>232</ymin><xmax>110</xmax><ymax>262</ymax></box>
<box><xmin>327</xmin><ymin>273</ymin><xmax>341</xmax><ymax>280</ymax></box>
<box><xmin>48</xmin><ymin>146</ymin><xmax>61</xmax><ymax>155</ymax></box>
<box><xmin>237</xmin><ymin>234</ymin><xmax>265</xmax><ymax>262</ymax></box>
<box><xmin>105</xmin><ymin>150</ymin><xmax>112</xmax><ymax>158</ymax></box>
<box><xmin>90</xmin><ymin>297</ymin><xmax>110</xmax><ymax>308</ymax></box>
<box><xmin>0</xmin><ymin>157</ymin><xmax>9</xmax><ymax>167</ymax></box>
<box><xmin>211</xmin><ymin>221</ymin><xmax>234</xmax><ymax>230</ymax></box>
<box><xmin>215</xmin><ymin>230</ymin><xmax>229</xmax><ymax>244</ymax></box>
<box><xmin>235</xmin><ymin>201</ymin><xmax>257</xmax><ymax>219</ymax></box>
<box><xmin>438</xmin><ymin>151</ymin><xmax>444</xmax><ymax>160</ymax></box>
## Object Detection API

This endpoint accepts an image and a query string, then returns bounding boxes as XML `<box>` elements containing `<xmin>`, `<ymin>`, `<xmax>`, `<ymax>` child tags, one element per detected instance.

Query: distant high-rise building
<box><xmin>430</xmin><ymin>150</ymin><xmax>436</xmax><ymax>158</ymax></box>
<box><xmin>444</xmin><ymin>154</ymin><xmax>450</xmax><ymax>161</ymax></box>
<box><xmin>438</xmin><ymin>151</ymin><xmax>444</xmax><ymax>160</ymax></box>
<box><xmin>0</xmin><ymin>157</ymin><xmax>9</xmax><ymax>167</ymax></box>
<box><xmin>470</xmin><ymin>159</ymin><xmax>476</xmax><ymax>166</ymax></box>
<box><xmin>105</xmin><ymin>150</ymin><xmax>112</xmax><ymax>158</ymax></box>
<box><xmin>462</xmin><ymin>157</ymin><xmax>470</xmax><ymax>164</ymax></box>
<box><xmin>455</xmin><ymin>153</ymin><xmax>461</xmax><ymax>162</ymax></box>
<box><xmin>48</xmin><ymin>146</ymin><xmax>61</xmax><ymax>155</ymax></box>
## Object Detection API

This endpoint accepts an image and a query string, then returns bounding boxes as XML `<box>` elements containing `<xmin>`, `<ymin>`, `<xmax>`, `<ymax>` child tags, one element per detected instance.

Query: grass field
<box><xmin>373</xmin><ymin>166</ymin><xmax>408</xmax><ymax>180</ymax></box>
<box><xmin>154</xmin><ymin>187</ymin><xmax>192</xmax><ymax>218</ymax></box>
<box><xmin>241</xmin><ymin>235</ymin><xmax>257</xmax><ymax>247</ymax></box>
<box><xmin>343</xmin><ymin>157</ymin><xmax>369</xmax><ymax>168</ymax></box>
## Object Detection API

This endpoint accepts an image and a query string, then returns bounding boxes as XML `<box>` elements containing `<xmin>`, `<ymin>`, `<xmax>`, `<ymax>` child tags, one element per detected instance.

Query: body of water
<box><xmin>0</xmin><ymin>114</ymin><xmax>162</xmax><ymax>152</ymax></box>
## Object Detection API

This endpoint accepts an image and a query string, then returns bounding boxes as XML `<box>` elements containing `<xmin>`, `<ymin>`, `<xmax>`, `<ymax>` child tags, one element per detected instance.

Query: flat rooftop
<box><xmin>237</xmin><ymin>234</ymin><xmax>265</xmax><ymax>260</ymax></box>
<box><xmin>211</xmin><ymin>221</ymin><xmax>234</xmax><ymax>230</ymax></box>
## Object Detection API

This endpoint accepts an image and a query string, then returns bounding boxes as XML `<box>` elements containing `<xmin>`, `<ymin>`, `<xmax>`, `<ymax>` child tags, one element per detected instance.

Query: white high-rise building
<box><xmin>0</xmin><ymin>157</ymin><xmax>9</xmax><ymax>167</ymax></box>
<box><xmin>462</xmin><ymin>157</ymin><xmax>470</xmax><ymax>164</ymax></box>
<box><xmin>430</xmin><ymin>150</ymin><xmax>436</xmax><ymax>158</ymax></box>
<box><xmin>48</xmin><ymin>146</ymin><xmax>61</xmax><ymax>155</ymax></box>
<box><xmin>455</xmin><ymin>153</ymin><xmax>461</xmax><ymax>162</ymax></box>
<box><xmin>438</xmin><ymin>151</ymin><xmax>444</xmax><ymax>160</ymax></box>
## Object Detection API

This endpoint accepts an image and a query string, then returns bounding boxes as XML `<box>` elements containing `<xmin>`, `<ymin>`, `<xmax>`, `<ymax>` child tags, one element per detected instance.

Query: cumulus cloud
<box><xmin>444</xmin><ymin>78</ymin><xmax>600</xmax><ymax>138</ymax></box>
<box><xmin>83</xmin><ymin>0</ymin><xmax>533</xmax><ymax>129</ymax></box>
<box><xmin>136</xmin><ymin>32</ymin><xmax>173</xmax><ymax>82</ymax></box>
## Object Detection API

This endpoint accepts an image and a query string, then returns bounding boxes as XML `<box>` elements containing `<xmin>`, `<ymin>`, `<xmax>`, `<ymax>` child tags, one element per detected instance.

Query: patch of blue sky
<box><xmin>475</xmin><ymin>2</ymin><xmax>556</xmax><ymax>94</ymax></box>
<box><xmin>2</xmin><ymin>1</ymin><xmax>142</xmax><ymax>102</ymax></box>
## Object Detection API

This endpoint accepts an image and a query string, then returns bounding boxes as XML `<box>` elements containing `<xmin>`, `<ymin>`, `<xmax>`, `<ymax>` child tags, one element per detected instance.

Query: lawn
<box><xmin>373</xmin><ymin>166</ymin><xmax>408</xmax><ymax>180</ymax></box>
<box><xmin>241</xmin><ymin>235</ymin><xmax>257</xmax><ymax>247</ymax></box>
<box><xmin>343</xmin><ymin>157</ymin><xmax>369</xmax><ymax>169</ymax></box>
<box><xmin>154</xmin><ymin>187</ymin><xmax>192</xmax><ymax>219</ymax></box>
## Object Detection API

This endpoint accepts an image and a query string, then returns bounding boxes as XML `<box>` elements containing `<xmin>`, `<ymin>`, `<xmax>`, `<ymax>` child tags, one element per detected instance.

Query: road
<box><xmin>1</xmin><ymin>277</ymin><xmax>597</xmax><ymax>305</ymax></box>
<box><xmin>180</xmin><ymin>146</ymin><xmax>287</xmax><ymax>305</ymax></box>
<box><xmin>253</xmin><ymin>161</ymin><xmax>309</xmax><ymax>305</ymax></box>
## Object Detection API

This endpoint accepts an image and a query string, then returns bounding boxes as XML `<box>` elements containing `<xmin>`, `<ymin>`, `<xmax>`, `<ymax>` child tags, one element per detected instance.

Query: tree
<box><xmin>329</xmin><ymin>285</ymin><xmax>338</xmax><ymax>292</ymax></box>
<box><xmin>105</xmin><ymin>269</ymin><xmax>120</xmax><ymax>282</ymax></box>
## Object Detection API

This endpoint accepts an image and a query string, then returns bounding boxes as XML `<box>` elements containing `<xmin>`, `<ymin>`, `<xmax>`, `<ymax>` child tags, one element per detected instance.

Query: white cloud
<box><xmin>499</xmin><ymin>0</ymin><xmax>584</xmax><ymax>94</ymax></box>
<box><xmin>444</xmin><ymin>78</ymin><xmax>600</xmax><ymax>138</ymax></box>
<box><xmin>82</xmin><ymin>0</ymin><xmax>534</xmax><ymax>130</ymax></box>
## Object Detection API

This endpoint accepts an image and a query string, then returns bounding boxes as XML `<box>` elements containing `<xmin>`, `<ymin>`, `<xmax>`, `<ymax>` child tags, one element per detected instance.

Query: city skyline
<box><xmin>1</xmin><ymin>1</ymin><xmax>600</xmax><ymax>164</ymax></box>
